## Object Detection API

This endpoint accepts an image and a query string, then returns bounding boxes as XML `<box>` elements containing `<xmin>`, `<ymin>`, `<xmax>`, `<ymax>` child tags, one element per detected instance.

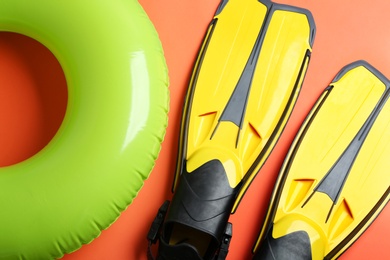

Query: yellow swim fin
<box><xmin>253</xmin><ymin>61</ymin><xmax>390</xmax><ymax>260</ymax></box>
<box><xmin>148</xmin><ymin>0</ymin><xmax>315</xmax><ymax>259</ymax></box>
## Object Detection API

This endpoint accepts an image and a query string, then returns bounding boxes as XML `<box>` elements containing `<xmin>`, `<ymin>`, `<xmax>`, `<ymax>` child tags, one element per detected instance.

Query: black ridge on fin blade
<box><xmin>215</xmin><ymin>0</ymin><xmax>230</xmax><ymax>15</ymax></box>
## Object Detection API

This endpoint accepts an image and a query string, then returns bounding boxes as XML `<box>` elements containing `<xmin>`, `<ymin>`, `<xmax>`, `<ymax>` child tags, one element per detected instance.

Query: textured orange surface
<box><xmin>0</xmin><ymin>32</ymin><xmax>67</xmax><ymax>166</ymax></box>
<box><xmin>1</xmin><ymin>0</ymin><xmax>389</xmax><ymax>259</ymax></box>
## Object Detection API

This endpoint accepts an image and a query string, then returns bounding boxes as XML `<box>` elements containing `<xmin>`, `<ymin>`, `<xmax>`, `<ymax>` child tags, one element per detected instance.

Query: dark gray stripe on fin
<box><xmin>211</xmin><ymin>3</ymin><xmax>273</xmax><ymax>145</ymax></box>
<box><xmin>218</xmin><ymin>29</ymin><xmax>263</xmax><ymax>128</ymax></box>
<box><xmin>302</xmin><ymin>72</ymin><xmax>390</xmax><ymax>222</ymax></box>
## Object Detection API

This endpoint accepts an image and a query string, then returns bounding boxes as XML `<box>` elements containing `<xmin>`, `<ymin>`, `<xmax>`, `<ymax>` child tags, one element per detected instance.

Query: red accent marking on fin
<box><xmin>249</xmin><ymin>122</ymin><xmax>261</xmax><ymax>139</ymax></box>
<box><xmin>199</xmin><ymin>111</ymin><xmax>217</xmax><ymax>117</ymax></box>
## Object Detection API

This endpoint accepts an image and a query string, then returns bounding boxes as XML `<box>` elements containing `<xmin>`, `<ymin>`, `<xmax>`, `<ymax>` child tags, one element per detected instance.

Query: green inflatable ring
<box><xmin>0</xmin><ymin>1</ymin><xmax>168</xmax><ymax>259</ymax></box>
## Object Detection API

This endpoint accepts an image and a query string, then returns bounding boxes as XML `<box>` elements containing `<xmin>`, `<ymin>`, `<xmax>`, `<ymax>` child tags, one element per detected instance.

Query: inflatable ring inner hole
<box><xmin>0</xmin><ymin>32</ymin><xmax>68</xmax><ymax>167</ymax></box>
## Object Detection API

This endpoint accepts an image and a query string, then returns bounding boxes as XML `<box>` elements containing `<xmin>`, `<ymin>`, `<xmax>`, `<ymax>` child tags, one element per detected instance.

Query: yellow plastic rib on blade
<box><xmin>174</xmin><ymin>0</ymin><xmax>315</xmax><ymax>212</ymax></box>
<box><xmin>254</xmin><ymin>61</ymin><xmax>390</xmax><ymax>260</ymax></box>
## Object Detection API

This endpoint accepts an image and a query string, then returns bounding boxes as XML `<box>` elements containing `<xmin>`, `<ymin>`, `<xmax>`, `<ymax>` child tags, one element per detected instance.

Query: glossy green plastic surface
<box><xmin>0</xmin><ymin>0</ymin><xmax>169</xmax><ymax>259</ymax></box>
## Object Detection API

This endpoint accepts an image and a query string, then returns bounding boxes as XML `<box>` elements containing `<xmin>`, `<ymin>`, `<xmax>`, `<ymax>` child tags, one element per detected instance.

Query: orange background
<box><xmin>1</xmin><ymin>0</ymin><xmax>389</xmax><ymax>259</ymax></box>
